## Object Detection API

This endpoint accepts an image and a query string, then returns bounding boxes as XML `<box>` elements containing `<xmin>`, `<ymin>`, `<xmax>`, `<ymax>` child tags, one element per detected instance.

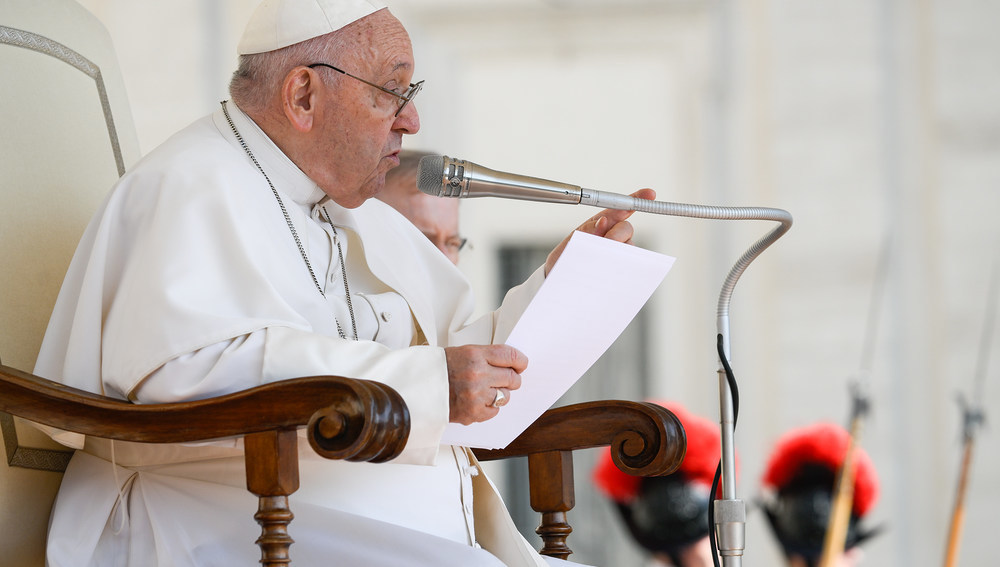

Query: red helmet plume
<box><xmin>761</xmin><ymin>421</ymin><xmax>879</xmax><ymax>517</ymax></box>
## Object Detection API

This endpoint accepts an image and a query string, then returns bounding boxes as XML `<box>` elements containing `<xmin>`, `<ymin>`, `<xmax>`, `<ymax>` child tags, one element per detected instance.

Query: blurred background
<box><xmin>70</xmin><ymin>0</ymin><xmax>1000</xmax><ymax>565</ymax></box>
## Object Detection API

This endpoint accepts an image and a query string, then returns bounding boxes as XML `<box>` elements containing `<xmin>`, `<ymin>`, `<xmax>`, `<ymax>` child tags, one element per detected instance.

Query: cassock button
<box><xmin>380</xmin><ymin>311</ymin><xmax>392</xmax><ymax>322</ymax></box>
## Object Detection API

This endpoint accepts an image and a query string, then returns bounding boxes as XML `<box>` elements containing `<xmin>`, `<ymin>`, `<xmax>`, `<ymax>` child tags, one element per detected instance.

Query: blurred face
<box><xmin>306</xmin><ymin>10</ymin><xmax>421</xmax><ymax>208</ymax></box>
<box><xmin>378</xmin><ymin>174</ymin><xmax>461</xmax><ymax>264</ymax></box>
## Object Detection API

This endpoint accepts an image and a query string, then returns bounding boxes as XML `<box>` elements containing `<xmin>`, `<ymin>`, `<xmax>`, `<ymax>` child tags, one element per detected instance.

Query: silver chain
<box><xmin>321</xmin><ymin>206</ymin><xmax>358</xmax><ymax>340</ymax></box>
<box><xmin>220</xmin><ymin>100</ymin><xmax>357</xmax><ymax>341</ymax></box>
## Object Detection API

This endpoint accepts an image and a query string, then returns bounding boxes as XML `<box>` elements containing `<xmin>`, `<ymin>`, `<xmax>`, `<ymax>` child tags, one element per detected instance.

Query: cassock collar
<box><xmin>214</xmin><ymin>100</ymin><xmax>327</xmax><ymax>207</ymax></box>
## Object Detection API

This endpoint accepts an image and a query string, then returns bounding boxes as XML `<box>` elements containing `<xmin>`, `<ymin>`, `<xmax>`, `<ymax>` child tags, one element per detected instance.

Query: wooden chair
<box><xmin>0</xmin><ymin>1</ymin><xmax>686</xmax><ymax>565</ymax></box>
<box><xmin>1</xmin><ymin>365</ymin><xmax>683</xmax><ymax>566</ymax></box>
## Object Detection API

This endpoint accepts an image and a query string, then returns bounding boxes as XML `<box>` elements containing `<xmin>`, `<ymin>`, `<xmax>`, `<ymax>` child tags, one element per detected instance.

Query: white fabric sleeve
<box><xmin>131</xmin><ymin>328</ymin><xmax>448</xmax><ymax>465</ymax></box>
<box><xmin>450</xmin><ymin>265</ymin><xmax>546</xmax><ymax>347</ymax></box>
<box><xmin>130</xmin><ymin>333</ymin><xmax>267</xmax><ymax>403</ymax></box>
<box><xmin>493</xmin><ymin>265</ymin><xmax>546</xmax><ymax>345</ymax></box>
<box><xmin>261</xmin><ymin>326</ymin><xmax>449</xmax><ymax>464</ymax></box>
<box><xmin>129</xmin><ymin>267</ymin><xmax>545</xmax><ymax>466</ymax></box>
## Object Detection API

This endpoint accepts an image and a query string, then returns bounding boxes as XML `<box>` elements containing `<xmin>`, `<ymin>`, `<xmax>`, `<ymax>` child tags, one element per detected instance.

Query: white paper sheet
<box><xmin>441</xmin><ymin>230</ymin><xmax>676</xmax><ymax>449</ymax></box>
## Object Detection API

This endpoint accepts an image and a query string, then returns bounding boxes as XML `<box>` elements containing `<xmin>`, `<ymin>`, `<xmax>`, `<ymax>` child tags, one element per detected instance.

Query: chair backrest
<box><xmin>0</xmin><ymin>1</ymin><xmax>139</xmax><ymax>563</ymax></box>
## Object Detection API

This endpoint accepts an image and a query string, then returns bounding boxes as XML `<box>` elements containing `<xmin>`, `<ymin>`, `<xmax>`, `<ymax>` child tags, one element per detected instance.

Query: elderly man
<box><xmin>35</xmin><ymin>0</ymin><xmax>653</xmax><ymax>565</ymax></box>
<box><xmin>377</xmin><ymin>149</ymin><xmax>464</xmax><ymax>264</ymax></box>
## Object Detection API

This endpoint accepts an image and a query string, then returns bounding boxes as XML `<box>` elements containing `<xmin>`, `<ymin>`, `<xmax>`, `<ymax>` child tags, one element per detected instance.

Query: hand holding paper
<box><xmin>442</xmin><ymin>230</ymin><xmax>675</xmax><ymax>449</ymax></box>
<box><xmin>444</xmin><ymin>343</ymin><xmax>527</xmax><ymax>425</ymax></box>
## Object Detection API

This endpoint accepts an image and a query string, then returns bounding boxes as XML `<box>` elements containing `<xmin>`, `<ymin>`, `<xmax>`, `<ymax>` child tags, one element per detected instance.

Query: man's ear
<box><xmin>281</xmin><ymin>67</ymin><xmax>316</xmax><ymax>132</ymax></box>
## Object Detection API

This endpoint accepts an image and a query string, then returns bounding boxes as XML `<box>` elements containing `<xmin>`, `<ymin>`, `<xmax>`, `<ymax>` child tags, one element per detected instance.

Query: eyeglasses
<box><xmin>446</xmin><ymin>237</ymin><xmax>470</xmax><ymax>256</ymax></box>
<box><xmin>421</xmin><ymin>231</ymin><xmax>472</xmax><ymax>257</ymax></box>
<box><xmin>307</xmin><ymin>63</ymin><xmax>423</xmax><ymax>117</ymax></box>
<box><xmin>423</xmin><ymin>234</ymin><xmax>469</xmax><ymax>257</ymax></box>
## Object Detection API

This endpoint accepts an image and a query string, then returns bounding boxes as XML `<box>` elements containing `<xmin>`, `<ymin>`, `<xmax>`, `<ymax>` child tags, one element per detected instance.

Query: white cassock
<box><xmin>35</xmin><ymin>101</ymin><xmax>588</xmax><ymax>567</ymax></box>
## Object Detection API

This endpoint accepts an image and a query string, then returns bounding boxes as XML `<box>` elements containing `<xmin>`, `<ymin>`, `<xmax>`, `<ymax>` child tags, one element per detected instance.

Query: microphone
<box><xmin>416</xmin><ymin>154</ymin><xmax>641</xmax><ymax>211</ymax></box>
<box><xmin>416</xmin><ymin>155</ymin><xmax>793</xmax><ymax>231</ymax></box>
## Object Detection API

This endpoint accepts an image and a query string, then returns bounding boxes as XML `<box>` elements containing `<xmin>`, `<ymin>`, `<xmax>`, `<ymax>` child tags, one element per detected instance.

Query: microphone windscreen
<box><xmin>416</xmin><ymin>154</ymin><xmax>446</xmax><ymax>196</ymax></box>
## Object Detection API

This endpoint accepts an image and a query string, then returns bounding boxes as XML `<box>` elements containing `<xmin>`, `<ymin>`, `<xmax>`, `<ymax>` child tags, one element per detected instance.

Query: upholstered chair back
<box><xmin>0</xmin><ymin>1</ymin><xmax>139</xmax><ymax>563</ymax></box>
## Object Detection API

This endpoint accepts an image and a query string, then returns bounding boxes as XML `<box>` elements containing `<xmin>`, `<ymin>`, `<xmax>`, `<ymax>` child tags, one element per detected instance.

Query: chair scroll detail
<box><xmin>474</xmin><ymin>400</ymin><xmax>687</xmax><ymax>559</ymax></box>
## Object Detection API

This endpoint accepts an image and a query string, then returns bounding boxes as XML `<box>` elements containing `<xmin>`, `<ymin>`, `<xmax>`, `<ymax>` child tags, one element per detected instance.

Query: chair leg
<box><xmin>528</xmin><ymin>451</ymin><xmax>575</xmax><ymax>560</ymax></box>
<box><xmin>246</xmin><ymin>430</ymin><xmax>300</xmax><ymax>567</ymax></box>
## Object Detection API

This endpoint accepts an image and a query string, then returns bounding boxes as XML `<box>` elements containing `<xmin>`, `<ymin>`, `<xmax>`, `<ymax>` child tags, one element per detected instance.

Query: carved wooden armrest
<box><xmin>0</xmin><ymin>363</ymin><xmax>409</xmax><ymax>455</ymax></box>
<box><xmin>0</xmin><ymin>363</ymin><xmax>410</xmax><ymax>566</ymax></box>
<box><xmin>473</xmin><ymin>400</ymin><xmax>686</xmax><ymax>559</ymax></box>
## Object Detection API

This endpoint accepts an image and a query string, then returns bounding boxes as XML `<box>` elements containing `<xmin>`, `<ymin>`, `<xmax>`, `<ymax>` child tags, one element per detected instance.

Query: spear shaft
<box><xmin>942</xmin><ymin>422</ymin><xmax>976</xmax><ymax>567</ymax></box>
<box><xmin>818</xmin><ymin>235</ymin><xmax>890</xmax><ymax>567</ymax></box>
<box><xmin>943</xmin><ymin>258</ymin><xmax>997</xmax><ymax>567</ymax></box>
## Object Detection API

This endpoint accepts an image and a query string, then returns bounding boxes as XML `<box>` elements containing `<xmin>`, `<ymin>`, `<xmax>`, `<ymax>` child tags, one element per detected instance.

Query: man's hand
<box><xmin>544</xmin><ymin>188</ymin><xmax>656</xmax><ymax>276</ymax></box>
<box><xmin>444</xmin><ymin>344</ymin><xmax>527</xmax><ymax>425</ymax></box>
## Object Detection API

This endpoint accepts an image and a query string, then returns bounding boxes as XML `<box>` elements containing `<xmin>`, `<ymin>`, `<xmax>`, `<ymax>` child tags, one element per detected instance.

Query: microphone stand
<box><xmin>580</xmin><ymin>190</ymin><xmax>793</xmax><ymax>567</ymax></box>
<box><xmin>419</xmin><ymin>156</ymin><xmax>793</xmax><ymax>566</ymax></box>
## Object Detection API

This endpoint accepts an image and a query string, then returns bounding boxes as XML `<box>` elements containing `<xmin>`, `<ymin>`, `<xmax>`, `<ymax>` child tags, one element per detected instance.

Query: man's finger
<box><xmin>484</xmin><ymin>344</ymin><xmax>528</xmax><ymax>374</ymax></box>
<box><xmin>603</xmin><ymin>220</ymin><xmax>635</xmax><ymax>243</ymax></box>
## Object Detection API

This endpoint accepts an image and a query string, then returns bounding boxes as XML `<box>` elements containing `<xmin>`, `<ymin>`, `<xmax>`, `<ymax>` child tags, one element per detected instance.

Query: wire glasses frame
<box><xmin>307</xmin><ymin>63</ymin><xmax>423</xmax><ymax>117</ymax></box>
<box><xmin>445</xmin><ymin>237</ymin><xmax>470</xmax><ymax>255</ymax></box>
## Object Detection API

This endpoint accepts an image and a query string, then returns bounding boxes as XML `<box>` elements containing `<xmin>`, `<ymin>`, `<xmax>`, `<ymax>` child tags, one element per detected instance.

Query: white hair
<box><xmin>228</xmin><ymin>31</ymin><xmax>350</xmax><ymax>114</ymax></box>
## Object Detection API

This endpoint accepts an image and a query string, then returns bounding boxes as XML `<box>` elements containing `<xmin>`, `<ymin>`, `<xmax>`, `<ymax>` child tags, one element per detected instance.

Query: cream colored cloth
<box><xmin>237</xmin><ymin>0</ymin><xmax>386</xmax><ymax>55</ymax></box>
<box><xmin>469</xmin><ymin>448</ymin><xmax>550</xmax><ymax>567</ymax></box>
<box><xmin>46</xmin><ymin>441</ymin><xmax>591</xmax><ymax>567</ymax></box>
<box><xmin>35</xmin><ymin>102</ymin><xmax>557</xmax><ymax>566</ymax></box>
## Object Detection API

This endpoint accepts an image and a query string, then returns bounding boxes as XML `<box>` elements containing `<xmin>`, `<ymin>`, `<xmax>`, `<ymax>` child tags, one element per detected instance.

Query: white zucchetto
<box><xmin>238</xmin><ymin>0</ymin><xmax>387</xmax><ymax>55</ymax></box>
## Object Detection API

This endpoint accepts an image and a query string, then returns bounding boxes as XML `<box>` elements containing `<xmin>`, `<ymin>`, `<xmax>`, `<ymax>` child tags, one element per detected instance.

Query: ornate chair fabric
<box><xmin>0</xmin><ymin>1</ymin><xmax>685</xmax><ymax>565</ymax></box>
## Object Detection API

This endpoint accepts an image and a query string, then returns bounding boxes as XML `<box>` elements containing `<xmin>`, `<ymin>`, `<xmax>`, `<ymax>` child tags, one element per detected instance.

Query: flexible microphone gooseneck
<box><xmin>418</xmin><ymin>154</ymin><xmax>793</xmax><ymax>567</ymax></box>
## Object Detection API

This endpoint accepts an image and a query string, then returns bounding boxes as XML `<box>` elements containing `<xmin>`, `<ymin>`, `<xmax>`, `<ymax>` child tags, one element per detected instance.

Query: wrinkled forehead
<box><xmin>337</xmin><ymin>10</ymin><xmax>414</xmax><ymax>75</ymax></box>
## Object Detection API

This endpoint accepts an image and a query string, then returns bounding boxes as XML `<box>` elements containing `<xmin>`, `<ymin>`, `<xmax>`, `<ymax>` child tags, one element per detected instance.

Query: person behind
<box><xmin>377</xmin><ymin>149</ymin><xmax>464</xmax><ymax>265</ymax></box>
<box><xmin>759</xmin><ymin>422</ymin><xmax>882</xmax><ymax>567</ymax></box>
<box><xmin>33</xmin><ymin>0</ymin><xmax>656</xmax><ymax>565</ymax></box>
<box><xmin>592</xmin><ymin>402</ymin><xmax>729</xmax><ymax>567</ymax></box>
